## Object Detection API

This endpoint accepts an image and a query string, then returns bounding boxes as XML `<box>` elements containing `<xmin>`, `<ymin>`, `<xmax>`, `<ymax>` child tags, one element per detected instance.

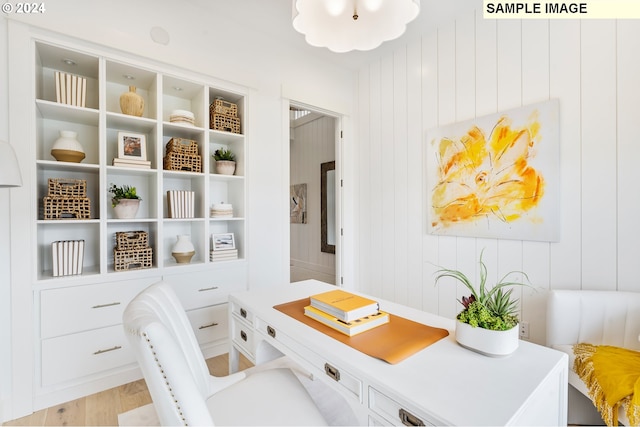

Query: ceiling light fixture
<box><xmin>292</xmin><ymin>0</ymin><xmax>420</xmax><ymax>53</ymax></box>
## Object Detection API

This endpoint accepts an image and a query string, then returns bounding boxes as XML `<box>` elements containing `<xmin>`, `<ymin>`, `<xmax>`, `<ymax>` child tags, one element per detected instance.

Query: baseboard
<box><xmin>290</xmin><ymin>259</ymin><xmax>335</xmax><ymax>284</ymax></box>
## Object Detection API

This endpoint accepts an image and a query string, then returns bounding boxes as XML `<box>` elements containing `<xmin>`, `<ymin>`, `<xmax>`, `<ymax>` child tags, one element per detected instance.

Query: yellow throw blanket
<box><xmin>573</xmin><ymin>343</ymin><xmax>640</xmax><ymax>426</ymax></box>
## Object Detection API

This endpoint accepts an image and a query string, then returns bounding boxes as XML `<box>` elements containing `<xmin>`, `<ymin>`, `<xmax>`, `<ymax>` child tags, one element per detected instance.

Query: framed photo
<box><xmin>117</xmin><ymin>131</ymin><xmax>147</xmax><ymax>160</ymax></box>
<box><xmin>211</xmin><ymin>233</ymin><xmax>235</xmax><ymax>251</ymax></box>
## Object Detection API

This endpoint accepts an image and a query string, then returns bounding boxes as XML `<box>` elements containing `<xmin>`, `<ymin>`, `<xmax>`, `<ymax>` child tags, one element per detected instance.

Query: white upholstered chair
<box><xmin>123</xmin><ymin>281</ymin><xmax>328</xmax><ymax>426</ymax></box>
<box><xmin>547</xmin><ymin>289</ymin><xmax>640</xmax><ymax>426</ymax></box>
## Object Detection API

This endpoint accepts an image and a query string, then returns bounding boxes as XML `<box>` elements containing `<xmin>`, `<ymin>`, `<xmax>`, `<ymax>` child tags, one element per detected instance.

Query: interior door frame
<box><xmin>283</xmin><ymin>99</ymin><xmax>343</xmax><ymax>286</ymax></box>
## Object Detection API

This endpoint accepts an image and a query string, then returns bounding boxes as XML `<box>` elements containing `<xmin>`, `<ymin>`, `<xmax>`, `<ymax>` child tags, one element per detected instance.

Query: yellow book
<box><xmin>303</xmin><ymin>305</ymin><xmax>389</xmax><ymax>337</ymax></box>
<box><xmin>310</xmin><ymin>289</ymin><xmax>379</xmax><ymax>322</ymax></box>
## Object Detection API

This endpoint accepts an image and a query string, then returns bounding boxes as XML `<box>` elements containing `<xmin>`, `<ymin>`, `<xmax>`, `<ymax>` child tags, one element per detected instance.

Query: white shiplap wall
<box><xmin>355</xmin><ymin>11</ymin><xmax>640</xmax><ymax>345</ymax></box>
<box><xmin>290</xmin><ymin>115</ymin><xmax>336</xmax><ymax>284</ymax></box>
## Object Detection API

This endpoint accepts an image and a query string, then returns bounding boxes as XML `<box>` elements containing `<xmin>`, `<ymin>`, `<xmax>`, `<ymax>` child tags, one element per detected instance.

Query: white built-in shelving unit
<box><xmin>23</xmin><ymin>37</ymin><xmax>249</xmax><ymax>409</ymax></box>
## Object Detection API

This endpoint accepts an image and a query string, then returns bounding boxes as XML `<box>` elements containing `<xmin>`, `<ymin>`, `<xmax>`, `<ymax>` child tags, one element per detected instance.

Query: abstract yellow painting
<box><xmin>426</xmin><ymin>100</ymin><xmax>559</xmax><ymax>241</ymax></box>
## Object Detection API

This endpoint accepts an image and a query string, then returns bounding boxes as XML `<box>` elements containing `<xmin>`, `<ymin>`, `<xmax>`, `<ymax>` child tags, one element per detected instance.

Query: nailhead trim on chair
<box><xmin>143</xmin><ymin>332</ymin><xmax>188</xmax><ymax>426</ymax></box>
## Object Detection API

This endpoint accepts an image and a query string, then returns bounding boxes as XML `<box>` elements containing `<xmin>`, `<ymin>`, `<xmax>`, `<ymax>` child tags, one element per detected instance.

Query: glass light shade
<box><xmin>292</xmin><ymin>0</ymin><xmax>420</xmax><ymax>53</ymax></box>
<box><xmin>0</xmin><ymin>140</ymin><xmax>22</xmax><ymax>188</ymax></box>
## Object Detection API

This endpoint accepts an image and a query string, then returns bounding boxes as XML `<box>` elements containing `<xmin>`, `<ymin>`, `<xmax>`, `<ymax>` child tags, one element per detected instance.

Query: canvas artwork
<box><xmin>290</xmin><ymin>183</ymin><xmax>307</xmax><ymax>224</ymax></box>
<box><xmin>425</xmin><ymin>99</ymin><xmax>560</xmax><ymax>242</ymax></box>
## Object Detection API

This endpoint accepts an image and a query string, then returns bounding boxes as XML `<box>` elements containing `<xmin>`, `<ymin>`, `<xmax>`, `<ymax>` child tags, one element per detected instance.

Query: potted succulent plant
<box><xmin>109</xmin><ymin>184</ymin><xmax>142</xmax><ymax>219</ymax></box>
<box><xmin>434</xmin><ymin>249</ymin><xmax>530</xmax><ymax>357</ymax></box>
<box><xmin>213</xmin><ymin>148</ymin><xmax>236</xmax><ymax>175</ymax></box>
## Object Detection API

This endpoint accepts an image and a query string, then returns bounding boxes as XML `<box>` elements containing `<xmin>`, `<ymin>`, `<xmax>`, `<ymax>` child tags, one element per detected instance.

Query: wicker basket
<box><xmin>163</xmin><ymin>152</ymin><xmax>202</xmax><ymax>172</ymax></box>
<box><xmin>166</xmin><ymin>138</ymin><xmax>199</xmax><ymax>155</ymax></box>
<box><xmin>114</xmin><ymin>247</ymin><xmax>153</xmax><ymax>271</ymax></box>
<box><xmin>48</xmin><ymin>178</ymin><xmax>87</xmax><ymax>197</ymax></box>
<box><xmin>43</xmin><ymin>196</ymin><xmax>91</xmax><ymax>219</ymax></box>
<box><xmin>210</xmin><ymin>113</ymin><xmax>241</xmax><ymax>134</ymax></box>
<box><xmin>115</xmin><ymin>231</ymin><xmax>149</xmax><ymax>250</ymax></box>
<box><xmin>211</xmin><ymin>99</ymin><xmax>238</xmax><ymax>117</ymax></box>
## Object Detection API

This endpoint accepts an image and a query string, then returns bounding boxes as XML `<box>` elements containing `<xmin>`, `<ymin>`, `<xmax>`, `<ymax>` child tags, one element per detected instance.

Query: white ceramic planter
<box><xmin>455</xmin><ymin>321</ymin><xmax>519</xmax><ymax>357</ymax></box>
<box><xmin>113</xmin><ymin>199</ymin><xmax>141</xmax><ymax>219</ymax></box>
<box><xmin>215</xmin><ymin>160</ymin><xmax>236</xmax><ymax>175</ymax></box>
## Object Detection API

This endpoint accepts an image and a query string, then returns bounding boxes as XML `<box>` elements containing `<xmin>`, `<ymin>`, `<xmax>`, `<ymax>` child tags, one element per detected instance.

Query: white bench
<box><xmin>546</xmin><ymin>289</ymin><xmax>640</xmax><ymax>425</ymax></box>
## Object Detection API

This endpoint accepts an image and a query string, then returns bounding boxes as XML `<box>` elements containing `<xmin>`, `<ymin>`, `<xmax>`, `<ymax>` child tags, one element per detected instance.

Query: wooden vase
<box><xmin>120</xmin><ymin>86</ymin><xmax>144</xmax><ymax>117</ymax></box>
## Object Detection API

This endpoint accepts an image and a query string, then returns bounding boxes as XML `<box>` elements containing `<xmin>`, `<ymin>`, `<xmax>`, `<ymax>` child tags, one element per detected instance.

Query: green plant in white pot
<box><xmin>109</xmin><ymin>184</ymin><xmax>142</xmax><ymax>219</ymax></box>
<box><xmin>434</xmin><ymin>249</ymin><xmax>530</xmax><ymax>357</ymax></box>
<box><xmin>213</xmin><ymin>148</ymin><xmax>236</xmax><ymax>175</ymax></box>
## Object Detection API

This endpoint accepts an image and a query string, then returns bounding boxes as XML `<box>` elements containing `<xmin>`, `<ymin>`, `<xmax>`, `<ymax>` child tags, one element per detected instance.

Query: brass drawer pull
<box><xmin>399</xmin><ymin>408</ymin><xmax>425</xmax><ymax>426</ymax></box>
<box><xmin>93</xmin><ymin>345</ymin><xmax>122</xmax><ymax>355</ymax></box>
<box><xmin>240</xmin><ymin>308</ymin><xmax>247</xmax><ymax>318</ymax></box>
<box><xmin>198</xmin><ymin>286</ymin><xmax>219</xmax><ymax>292</ymax></box>
<box><xmin>199</xmin><ymin>322</ymin><xmax>219</xmax><ymax>330</ymax></box>
<box><xmin>324</xmin><ymin>363</ymin><xmax>340</xmax><ymax>382</ymax></box>
<box><xmin>240</xmin><ymin>330</ymin><xmax>247</xmax><ymax>341</ymax></box>
<box><xmin>91</xmin><ymin>302</ymin><xmax>121</xmax><ymax>309</ymax></box>
<box><xmin>267</xmin><ymin>325</ymin><xmax>276</xmax><ymax>338</ymax></box>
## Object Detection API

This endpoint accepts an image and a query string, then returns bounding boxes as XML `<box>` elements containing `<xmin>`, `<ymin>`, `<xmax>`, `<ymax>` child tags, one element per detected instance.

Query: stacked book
<box><xmin>169</xmin><ymin>109</ymin><xmax>195</xmax><ymax>126</ymax></box>
<box><xmin>210</xmin><ymin>203</ymin><xmax>233</xmax><ymax>218</ymax></box>
<box><xmin>113</xmin><ymin>157</ymin><xmax>151</xmax><ymax>169</ymax></box>
<box><xmin>55</xmin><ymin>71</ymin><xmax>86</xmax><ymax>107</ymax></box>
<box><xmin>210</xmin><ymin>249</ymin><xmax>238</xmax><ymax>262</ymax></box>
<box><xmin>167</xmin><ymin>190</ymin><xmax>195</xmax><ymax>218</ymax></box>
<box><xmin>304</xmin><ymin>289</ymin><xmax>389</xmax><ymax>337</ymax></box>
<box><xmin>51</xmin><ymin>240</ymin><xmax>85</xmax><ymax>277</ymax></box>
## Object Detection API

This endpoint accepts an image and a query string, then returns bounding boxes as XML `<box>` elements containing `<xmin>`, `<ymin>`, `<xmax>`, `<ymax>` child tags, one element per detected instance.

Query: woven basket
<box><xmin>211</xmin><ymin>99</ymin><xmax>238</xmax><ymax>117</ymax></box>
<box><xmin>114</xmin><ymin>247</ymin><xmax>153</xmax><ymax>271</ymax></box>
<box><xmin>210</xmin><ymin>113</ymin><xmax>241</xmax><ymax>134</ymax></box>
<box><xmin>166</xmin><ymin>138</ymin><xmax>198</xmax><ymax>155</ymax></box>
<box><xmin>43</xmin><ymin>196</ymin><xmax>91</xmax><ymax>220</ymax></box>
<box><xmin>48</xmin><ymin>178</ymin><xmax>87</xmax><ymax>197</ymax></box>
<box><xmin>163</xmin><ymin>152</ymin><xmax>202</xmax><ymax>172</ymax></box>
<box><xmin>115</xmin><ymin>231</ymin><xmax>149</xmax><ymax>250</ymax></box>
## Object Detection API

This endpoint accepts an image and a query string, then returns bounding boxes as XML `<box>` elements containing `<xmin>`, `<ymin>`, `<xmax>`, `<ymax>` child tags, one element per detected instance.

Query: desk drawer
<box><xmin>164</xmin><ymin>264</ymin><xmax>246</xmax><ymax>311</ymax></box>
<box><xmin>231</xmin><ymin>316</ymin><xmax>254</xmax><ymax>357</ymax></box>
<box><xmin>230</xmin><ymin>301</ymin><xmax>254</xmax><ymax>325</ymax></box>
<box><xmin>41</xmin><ymin>324</ymin><xmax>134</xmax><ymax>387</ymax></box>
<box><xmin>369</xmin><ymin>387</ymin><xmax>435</xmax><ymax>426</ymax></box>
<box><xmin>255</xmin><ymin>317</ymin><xmax>362</xmax><ymax>402</ymax></box>
<box><xmin>40</xmin><ymin>277</ymin><xmax>157</xmax><ymax>339</ymax></box>
<box><xmin>187</xmin><ymin>304</ymin><xmax>228</xmax><ymax>346</ymax></box>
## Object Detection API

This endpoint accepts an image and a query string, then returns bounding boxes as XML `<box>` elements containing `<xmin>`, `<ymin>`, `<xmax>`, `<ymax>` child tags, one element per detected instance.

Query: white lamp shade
<box><xmin>0</xmin><ymin>140</ymin><xmax>23</xmax><ymax>188</ymax></box>
<box><xmin>292</xmin><ymin>0</ymin><xmax>420</xmax><ymax>53</ymax></box>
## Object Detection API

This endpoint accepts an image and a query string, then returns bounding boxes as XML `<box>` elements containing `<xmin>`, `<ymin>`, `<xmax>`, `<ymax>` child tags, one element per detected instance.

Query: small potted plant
<box><xmin>434</xmin><ymin>249</ymin><xmax>530</xmax><ymax>356</ymax></box>
<box><xmin>109</xmin><ymin>184</ymin><xmax>142</xmax><ymax>219</ymax></box>
<box><xmin>213</xmin><ymin>148</ymin><xmax>236</xmax><ymax>175</ymax></box>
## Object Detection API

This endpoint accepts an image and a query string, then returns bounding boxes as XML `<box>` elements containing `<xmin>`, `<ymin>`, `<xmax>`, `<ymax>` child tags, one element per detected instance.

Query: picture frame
<box><xmin>117</xmin><ymin>131</ymin><xmax>147</xmax><ymax>160</ymax></box>
<box><xmin>211</xmin><ymin>232</ymin><xmax>235</xmax><ymax>251</ymax></box>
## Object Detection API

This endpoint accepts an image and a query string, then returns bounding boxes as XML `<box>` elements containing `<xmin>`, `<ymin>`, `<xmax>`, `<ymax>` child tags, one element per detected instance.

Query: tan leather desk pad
<box><xmin>274</xmin><ymin>298</ymin><xmax>450</xmax><ymax>364</ymax></box>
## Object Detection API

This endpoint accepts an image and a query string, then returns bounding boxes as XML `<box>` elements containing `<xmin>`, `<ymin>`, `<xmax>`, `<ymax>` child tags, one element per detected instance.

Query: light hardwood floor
<box><xmin>3</xmin><ymin>353</ymin><xmax>253</xmax><ymax>426</ymax></box>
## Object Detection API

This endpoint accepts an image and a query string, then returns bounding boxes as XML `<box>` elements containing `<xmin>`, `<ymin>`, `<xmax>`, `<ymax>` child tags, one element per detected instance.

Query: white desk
<box><xmin>229</xmin><ymin>280</ymin><xmax>568</xmax><ymax>426</ymax></box>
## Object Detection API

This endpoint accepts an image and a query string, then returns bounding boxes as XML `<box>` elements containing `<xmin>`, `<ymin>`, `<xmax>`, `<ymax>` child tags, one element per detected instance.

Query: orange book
<box><xmin>304</xmin><ymin>305</ymin><xmax>389</xmax><ymax>337</ymax></box>
<box><xmin>310</xmin><ymin>289</ymin><xmax>379</xmax><ymax>322</ymax></box>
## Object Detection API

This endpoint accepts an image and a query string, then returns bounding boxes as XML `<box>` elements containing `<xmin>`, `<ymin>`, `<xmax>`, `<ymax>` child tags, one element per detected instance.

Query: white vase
<box><xmin>172</xmin><ymin>234</ymin><xmax>195</xmax><ymax>264</ymax></box>
<box><xmin>455</xmin><ymin>320</ymin><xmax>519</xmax><ymax>357</ymax></box>
<box><xmin>215</xmin><ymin>160</ymin><xmax>236</xmax><ymax>175</ymax></box>
<box><xmin>113</xmin><ymin>199</ymin><xmax>140</xmax><ymax>219</ymax></box>
<box><xmin>51</xmin><ymin>130</ymin><xmax>85</xmax><ymax>163</ymax></box>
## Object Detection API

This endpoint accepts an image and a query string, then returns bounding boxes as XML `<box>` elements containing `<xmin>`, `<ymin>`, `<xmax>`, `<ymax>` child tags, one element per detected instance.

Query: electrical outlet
<box><xmin>519</xmin><ymin>321</ymin><xmax>530</xmax><ymax>339</ymax></box>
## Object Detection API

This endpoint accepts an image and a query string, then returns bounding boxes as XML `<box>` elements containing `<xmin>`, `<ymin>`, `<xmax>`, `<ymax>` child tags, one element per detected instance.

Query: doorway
<box><xmin>288</xmin><ymin>103</ymin><xmax>340</xmax><ymax>285</ymax></box>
